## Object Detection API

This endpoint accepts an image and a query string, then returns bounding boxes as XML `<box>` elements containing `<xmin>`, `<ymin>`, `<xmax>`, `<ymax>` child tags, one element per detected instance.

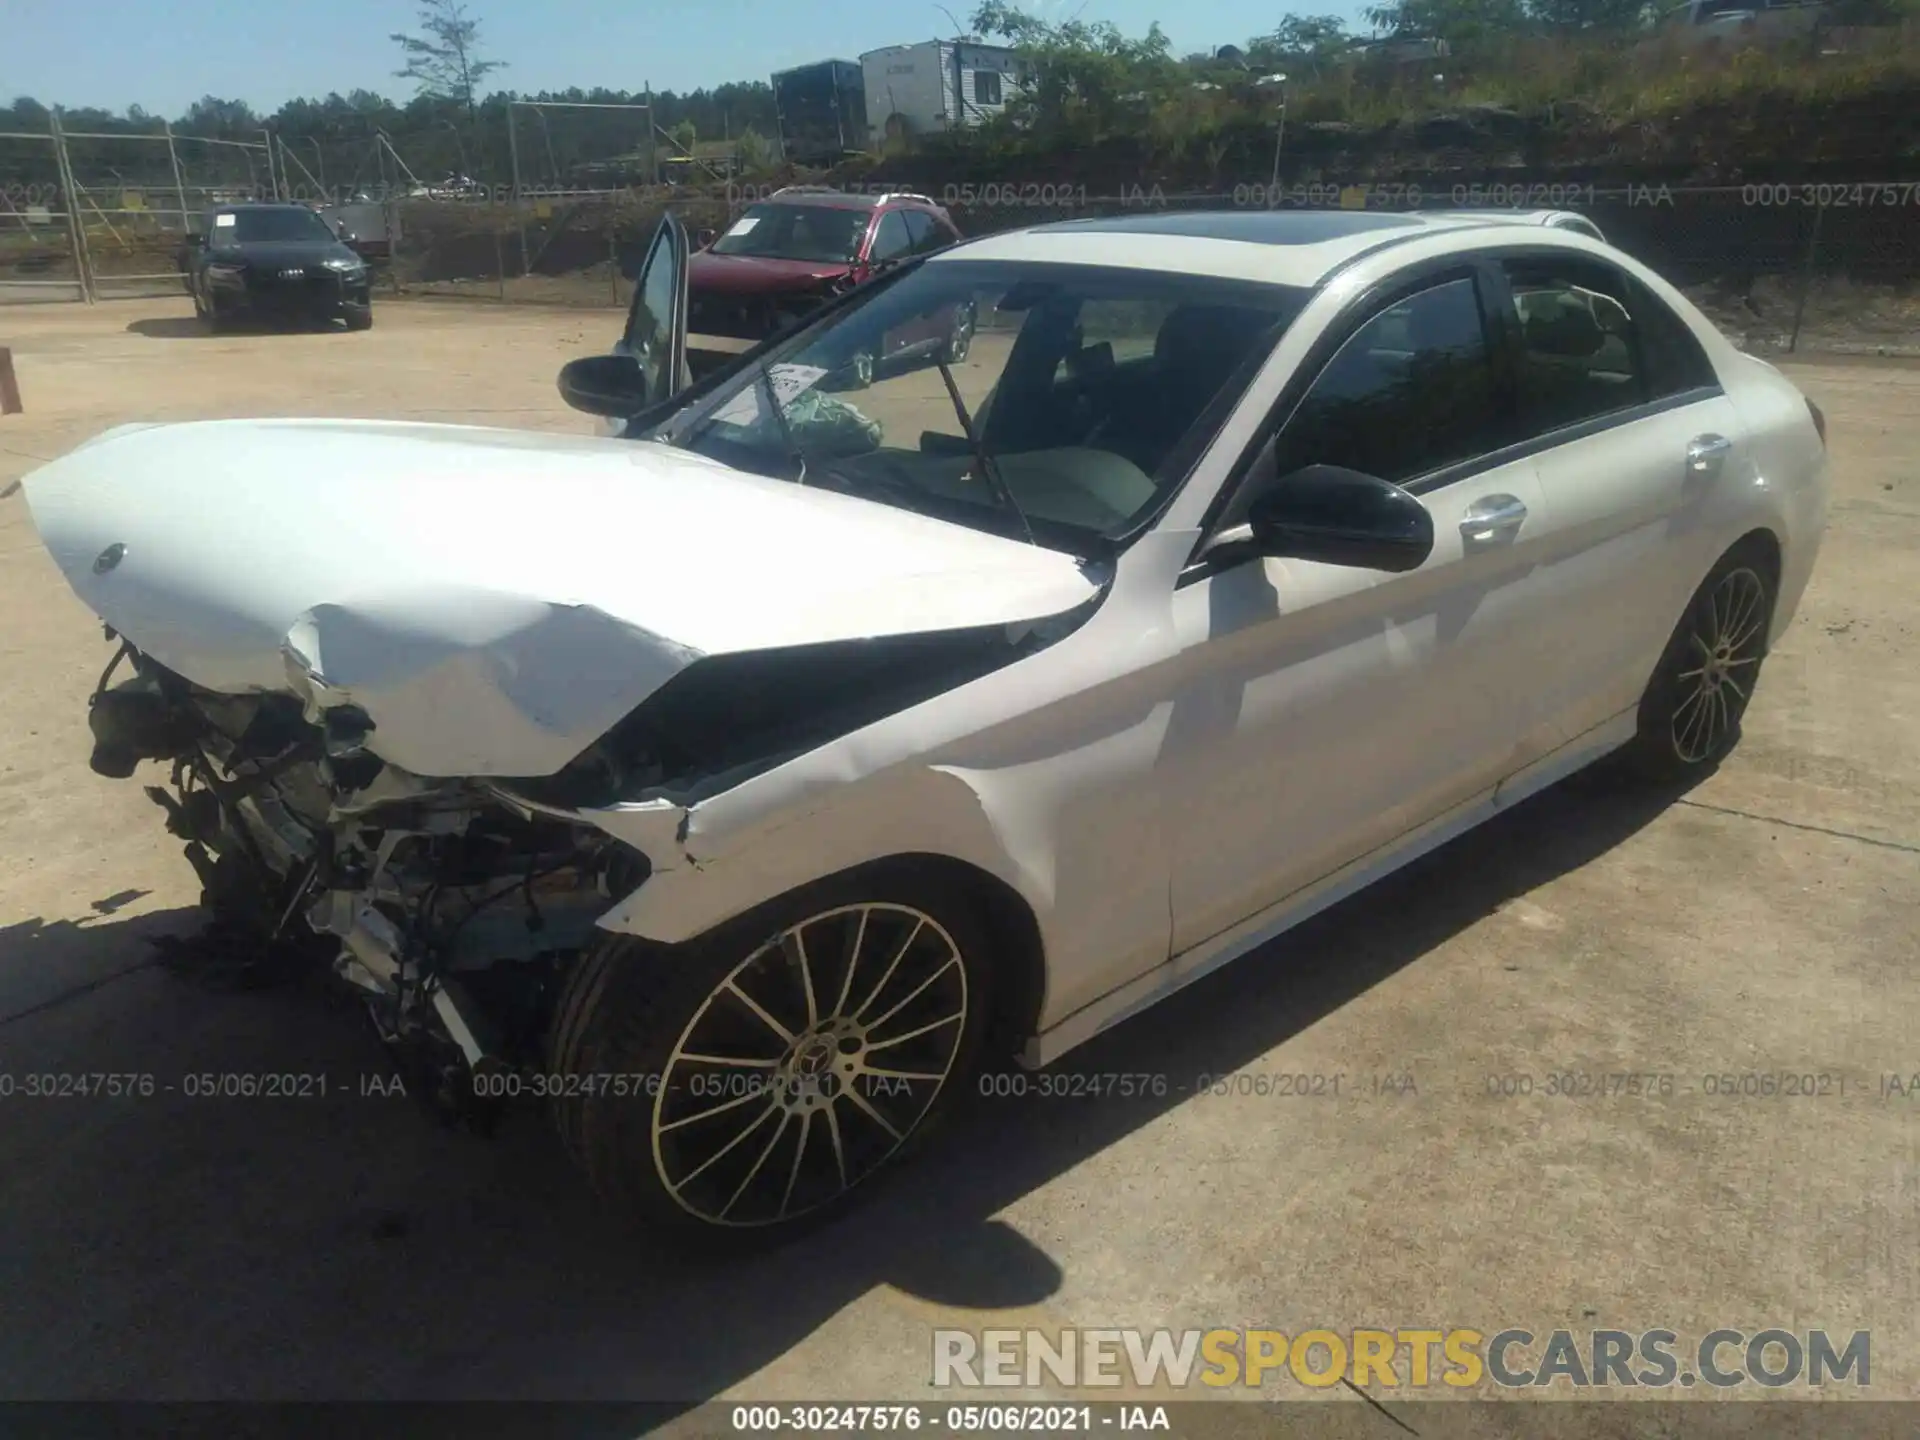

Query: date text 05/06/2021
<box><xmin>0</xmin><ymin>1071</ymin><xmax>679</xmax><ymax>1100</ymax></box>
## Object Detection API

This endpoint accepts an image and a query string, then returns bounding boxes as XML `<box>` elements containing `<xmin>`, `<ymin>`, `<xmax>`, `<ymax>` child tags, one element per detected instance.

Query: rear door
<box><xmin>1486</xmin><ymin>249</ymin><xmax>1746</xmax><ymax>750</ymax></box>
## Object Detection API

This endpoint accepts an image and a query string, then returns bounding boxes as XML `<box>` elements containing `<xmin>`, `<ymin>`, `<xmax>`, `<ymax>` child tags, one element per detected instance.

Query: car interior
<box><xmin>913</xmin><ymin>298</ymin><xmax>1292</xmax><ymax>531</ymax></box>
<box><xmin>1510</xmin><ymin>275</ymin><xmax>1641</xmax><ymax>430</ymax></box>
<box><xmin>711</xmin><ymin>292</ymin><xmax>1299</xmax><ymax>539</ymax></box>
<box><xmin>682</xmin><ymin>281</ymin><xmax>1311</xmax><ymax>542</ymax></box>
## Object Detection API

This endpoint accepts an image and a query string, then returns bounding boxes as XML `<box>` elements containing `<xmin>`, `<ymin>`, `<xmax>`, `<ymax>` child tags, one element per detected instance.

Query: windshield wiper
<box><xmin>757</xmin><ymin>360</ymin><xmax>807</xmax><ymax>486</ymax></box>
<box><xmin>935</xmin><ymin>359</ymin><xmax>1037</xmax><ymax>547</ymax></box>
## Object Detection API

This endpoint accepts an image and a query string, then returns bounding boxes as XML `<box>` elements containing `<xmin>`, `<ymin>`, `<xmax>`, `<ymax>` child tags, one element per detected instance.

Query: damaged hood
<box><xmin>24</xmin><ymin>419</ymin><xmax>1102</xmax><ymax>777</ymax></box>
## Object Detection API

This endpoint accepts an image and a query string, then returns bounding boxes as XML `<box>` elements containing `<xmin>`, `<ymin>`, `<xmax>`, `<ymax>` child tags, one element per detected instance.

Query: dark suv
<box><xmin>182</xmin><ymin>203</ymin><xmax>374</xmax><ymax>332</ymax></box>
<box><xmin>686</xmin><ymin>187</ymin><xmax>968</xmax><ymax>384</ymax></box>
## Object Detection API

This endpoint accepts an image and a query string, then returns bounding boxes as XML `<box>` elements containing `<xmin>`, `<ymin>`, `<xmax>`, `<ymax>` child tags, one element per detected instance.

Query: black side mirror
<box><xmin>695</xmin><ymin>227</ymin><xmax>717</xmax><ymax>248</ymax></box>
<box><xmin>1244</xmin><ymin>464</ymin><xmax>1434</xmax><ymax>573</ymax></box>
<box><xmin>558</xmin><ymin>353</ymin><xmax>649</xmax><ymax>418</ymax></box>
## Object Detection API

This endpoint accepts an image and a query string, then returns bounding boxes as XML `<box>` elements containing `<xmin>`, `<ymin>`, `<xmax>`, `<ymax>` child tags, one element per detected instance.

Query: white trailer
<box><xmin>859</xmin><ymin>40</ymin><xmax>1024</xmax><ymax>144</ymax></box>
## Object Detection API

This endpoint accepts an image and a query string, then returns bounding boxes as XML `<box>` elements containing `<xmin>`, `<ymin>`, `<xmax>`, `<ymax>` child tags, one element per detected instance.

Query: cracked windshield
<box><xmin>655</xmin><ymin>262</ymin><xmax>1304</xmax><ymax>551</ymax></box>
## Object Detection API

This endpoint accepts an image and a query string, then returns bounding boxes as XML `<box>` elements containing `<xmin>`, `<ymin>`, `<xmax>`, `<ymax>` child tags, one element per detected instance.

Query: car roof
<box><xmin>1420</xmin><ymin>208</ymin><xmax>1600</xmax><ymax>230</ymax></box>
<box><xmin>748</xmin><ymin>188</ymin><xmax>941</xmax><ymax>212</ymax></box>
<box><xmin>929</xmin><ymin>207</ymin><xmax>1592</xmax><ymax>287</ymax></box>
<box><xmin>209</xmin><ymin>202</ymin><xmax>320</xmax><ymax>213</ymax></box>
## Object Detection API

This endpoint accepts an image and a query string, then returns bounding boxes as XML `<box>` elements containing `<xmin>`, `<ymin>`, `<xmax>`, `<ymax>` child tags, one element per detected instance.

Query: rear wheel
<box><xmin>549</xmin><ymin>869</ymin><xmax>993</xmax><ymax>1244</ymax></box>
<box><xmin>1620</xmin><ymin>542</ymin><xmax>1777</xmax><ymax>782</ymax></box>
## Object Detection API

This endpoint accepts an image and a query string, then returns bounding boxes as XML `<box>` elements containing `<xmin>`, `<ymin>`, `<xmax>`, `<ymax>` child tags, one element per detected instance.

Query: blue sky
<box><xmin>4</xmin><ymin>0</ymin><xmax>1377</xmax><ymax>116</ymax></box>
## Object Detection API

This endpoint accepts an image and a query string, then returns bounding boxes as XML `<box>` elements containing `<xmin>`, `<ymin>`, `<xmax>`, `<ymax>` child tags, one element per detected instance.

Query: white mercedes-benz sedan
<box><xmin>21</xmin><ymin>207</ymin><xmax>1828</xmax><ymax>1240</ymax></box>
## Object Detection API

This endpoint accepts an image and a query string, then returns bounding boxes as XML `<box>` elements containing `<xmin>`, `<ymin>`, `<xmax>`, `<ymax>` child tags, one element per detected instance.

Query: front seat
<box><xmin>1095</xmin><ymin>305</ymin><xmax>1280</xmax><ymax>476</ymax></box>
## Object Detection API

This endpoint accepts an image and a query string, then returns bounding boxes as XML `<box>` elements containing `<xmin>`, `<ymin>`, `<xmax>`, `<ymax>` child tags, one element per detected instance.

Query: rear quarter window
<box><xmin>1630</xmin><ymin>279</ymin><xmax>1722</xmax><ymax>398</ymax></box>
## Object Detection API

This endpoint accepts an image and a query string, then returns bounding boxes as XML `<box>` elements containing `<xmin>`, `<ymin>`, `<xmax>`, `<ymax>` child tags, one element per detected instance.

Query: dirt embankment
<box><xmin>847</xmin><ymin>84</ymin><xmax>1920</xmax><ymax>192</ymax></box>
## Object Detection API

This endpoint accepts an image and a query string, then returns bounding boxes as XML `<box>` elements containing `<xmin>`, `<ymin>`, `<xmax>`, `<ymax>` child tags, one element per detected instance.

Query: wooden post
<box><xmin>0</xmin><ymin>348</ymin><xmax>22</xmax><ymax>415</ymax></box>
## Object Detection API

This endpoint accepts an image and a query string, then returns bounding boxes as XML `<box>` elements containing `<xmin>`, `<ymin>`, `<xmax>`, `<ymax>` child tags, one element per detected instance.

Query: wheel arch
<box><xmin>619</xmin><ymin>850</ymin><xmax>1052</xmax><ymax>1063</ymax></box>
<box><xmin>1726</xmin><ymin>524</ymin><xmax>1782</xmax><ymax>581</ymax></box>
<box><xmin>873</xmin><ymin>851</ymin><xmax>1048</xmax><ymax>1061</ymax></box>
<box><xmin>1722</xmin><ymin>525</ymin><xmax>1784</xmax><ymax>644</ymax></box>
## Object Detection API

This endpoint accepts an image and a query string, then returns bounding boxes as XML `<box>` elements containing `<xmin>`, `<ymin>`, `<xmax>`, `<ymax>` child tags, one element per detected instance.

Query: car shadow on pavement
<box><xmin>125</xmin><ymin>317</ymin><xmax>342</xmax><ymax>340</ymax></box>
<box><xmin>0</xmin><ymin>764</ymin><xmax>1690</xmax><ymax>1410</ymax></box>
<box><xmin>124</xmin><ymin>317</ymin><xmax>213</xmax><ymax>339</ymax></box>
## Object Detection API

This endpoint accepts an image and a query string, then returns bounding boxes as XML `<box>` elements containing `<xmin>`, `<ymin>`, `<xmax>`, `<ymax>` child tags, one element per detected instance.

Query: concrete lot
<box><xmin>0</xmin><ymin>297</ymin><xmax>1915</xmax><ymax>1420</ymax></box>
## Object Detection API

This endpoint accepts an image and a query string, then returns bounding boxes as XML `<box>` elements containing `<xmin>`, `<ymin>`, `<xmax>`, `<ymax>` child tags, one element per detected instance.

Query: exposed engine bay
<box><xmin>86</xmin><ymin>633</ymin><xmax>640</xmax><ymax>1124</ymax></box>
<box><xmin>84</xmin><ymin>606</ymin><xmax>1079</xmax><ymax>1125</ymax></box>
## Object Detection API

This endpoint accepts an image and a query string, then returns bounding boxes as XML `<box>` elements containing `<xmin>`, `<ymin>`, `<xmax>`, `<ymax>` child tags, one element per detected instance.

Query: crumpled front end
<box><xmin>87</xmin><ymin>634</ymin><xmax>644</xmax><ymax>1117</ymax></box>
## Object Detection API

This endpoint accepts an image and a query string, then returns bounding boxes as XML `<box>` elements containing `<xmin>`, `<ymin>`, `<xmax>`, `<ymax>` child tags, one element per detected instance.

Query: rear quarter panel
<box><xmin>1720</xmin><ymin>351</ymin><xmax>1830</xmax><ymax>642</ymax></box>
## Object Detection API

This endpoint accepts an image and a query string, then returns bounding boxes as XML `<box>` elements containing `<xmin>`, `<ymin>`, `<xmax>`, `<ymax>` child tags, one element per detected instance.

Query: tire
<box><xmin>1619</xmin><ymin>541</ymin><xmax>1778</xmax><ymax>784</ymax></box>
<box><xmin>343</xmin><ymin>303</ymin><xmax>374</xmax><ymax>332</ymax></box>
<box><xmin>944</xmin><ymin>302</ymin><xmax>976</xmax><ymax>364</ymax></box>
<box><xmin>548</xmin><ymin>867</ymin><xmax>994</xmax><ymax>1245</ymax></box>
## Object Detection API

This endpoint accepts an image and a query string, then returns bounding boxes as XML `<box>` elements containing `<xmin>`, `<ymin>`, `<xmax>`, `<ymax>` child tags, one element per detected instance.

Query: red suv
<box><xmin>687</xmin><ymin>187</ymin><xmax>970</xmax><ymax>385</ymax></box>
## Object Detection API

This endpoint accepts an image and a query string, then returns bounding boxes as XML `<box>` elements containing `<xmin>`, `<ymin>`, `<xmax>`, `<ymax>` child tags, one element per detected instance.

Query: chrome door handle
<box><xmin>1688</xmin><ymin>433</ymin><xmax>1733</xmax><ymax>474</ymax></box>
<box><xmin>1460</xmin><ymin>494</ymin><xmax>1528</xmax><ymax>545</ymax></box>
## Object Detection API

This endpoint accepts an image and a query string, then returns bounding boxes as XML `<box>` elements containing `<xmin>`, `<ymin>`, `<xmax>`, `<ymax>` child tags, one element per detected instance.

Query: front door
<box><xmin>614</xmin><ymin>212</ymin><xmax>693</xmax><ymax>406</ymax></box>
<box><xmin>1162</xmin><ymin>268</ymin><xmax>1559</xmax><ymax>953</ymax></box>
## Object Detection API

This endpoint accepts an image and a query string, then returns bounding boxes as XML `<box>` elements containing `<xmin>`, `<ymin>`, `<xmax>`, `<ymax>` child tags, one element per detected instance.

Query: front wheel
<box><xmin>1620</xmin><ymin>543</ymin><xmax>1777</xmax><ymax>782</ymax></box>
<box><xmin>343</xmin><ymin>302</ymin><xmax>373</xmax><ymax>331</ymax></box>
<box><xmin>548</xmin><ymin>871</ymin><xmax>993</xmax><ymax>1243</ymax></box>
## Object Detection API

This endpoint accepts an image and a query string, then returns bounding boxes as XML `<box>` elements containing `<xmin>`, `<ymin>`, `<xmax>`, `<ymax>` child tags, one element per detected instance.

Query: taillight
<box><xmin>1807</xmin><ymin>397</ymin><xmax>1826</xmax><ymax>447</ymax></box>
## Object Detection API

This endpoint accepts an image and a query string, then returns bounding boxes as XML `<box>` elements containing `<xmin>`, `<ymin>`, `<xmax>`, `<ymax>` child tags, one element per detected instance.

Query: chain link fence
<box><xmin>0</xmin><ymin>128</ymin><xmax>83</xmax><ymax>302</ymax></box>
<box><xmin>1</xmin><ymin>115</ymin><xmax>277</xmax><ymax>303</ymax></box>
<box><xmin>377</xmin><ymin>179</ymin><xmax>1920</xmax><ymax>354</ymax></box>
<box><xmin>6</xmin><ymin>110</ymin><xmax>1916</xmax><ymax>356</ymax></box>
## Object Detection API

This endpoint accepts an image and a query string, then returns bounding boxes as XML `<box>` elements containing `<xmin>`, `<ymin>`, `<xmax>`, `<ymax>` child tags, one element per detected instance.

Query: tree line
<box><xmin>5</xmin><ymin>0</ymin><xmax>1916</xmax><ymax>193</ymax></box>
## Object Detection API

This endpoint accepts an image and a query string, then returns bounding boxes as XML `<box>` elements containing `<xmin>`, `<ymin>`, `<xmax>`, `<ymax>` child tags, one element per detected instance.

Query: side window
<box><xmin>1502</xmin><ymin>257</ymin><xmax>1644</xmax><ymax>434</ymax></box>
<box><xmin>901</xmin><ymin>210</ymin><xmax>945</xmax><ymax>255</ymax></box>
<box><xmin>974</xmin><ymin>71</ymin><xmax>1003</xmax><ymax>105</ymax></box>
<box><xmin>869</xmin><ymin>210</ymin><xmax>913</xmax><ymax>263</ymax></box>
<box><xmin>1269</xmin><ymin>276</ymin><xmax>1505</xmax><ymax>488</ymax></box>
<box><xmin>1630</xmin><ymin>279</ymin><xmax>1720</xmax><ymax>399</ymax></box>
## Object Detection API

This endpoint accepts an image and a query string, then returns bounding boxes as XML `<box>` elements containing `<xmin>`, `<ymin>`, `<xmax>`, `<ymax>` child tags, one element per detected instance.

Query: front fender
<box><xmin>584</xmin><ymin>529</ymin><xmax>1197</xmax><ymax>1030</ymax></box>
<box><xmin>590</xmin><ymin>743</ymin><xmax>1173</xmax><ymax>1033</ymax></box>
<box><xmin>595</xmin><ymin>764</ymin><xmax>1035</xmax><ymax>943</ymax></box>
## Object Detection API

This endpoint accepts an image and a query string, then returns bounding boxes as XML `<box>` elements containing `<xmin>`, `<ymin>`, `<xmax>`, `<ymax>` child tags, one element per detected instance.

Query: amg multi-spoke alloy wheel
<box><xmin>1625</xmin><ymin>542</ymin><xmax>1778</xmax><ymax>781</ymax></box>
<box><xmin>548</xmin><ymin>872</ymin><xmax>992</xmax><ymax>1242</ymax></box>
